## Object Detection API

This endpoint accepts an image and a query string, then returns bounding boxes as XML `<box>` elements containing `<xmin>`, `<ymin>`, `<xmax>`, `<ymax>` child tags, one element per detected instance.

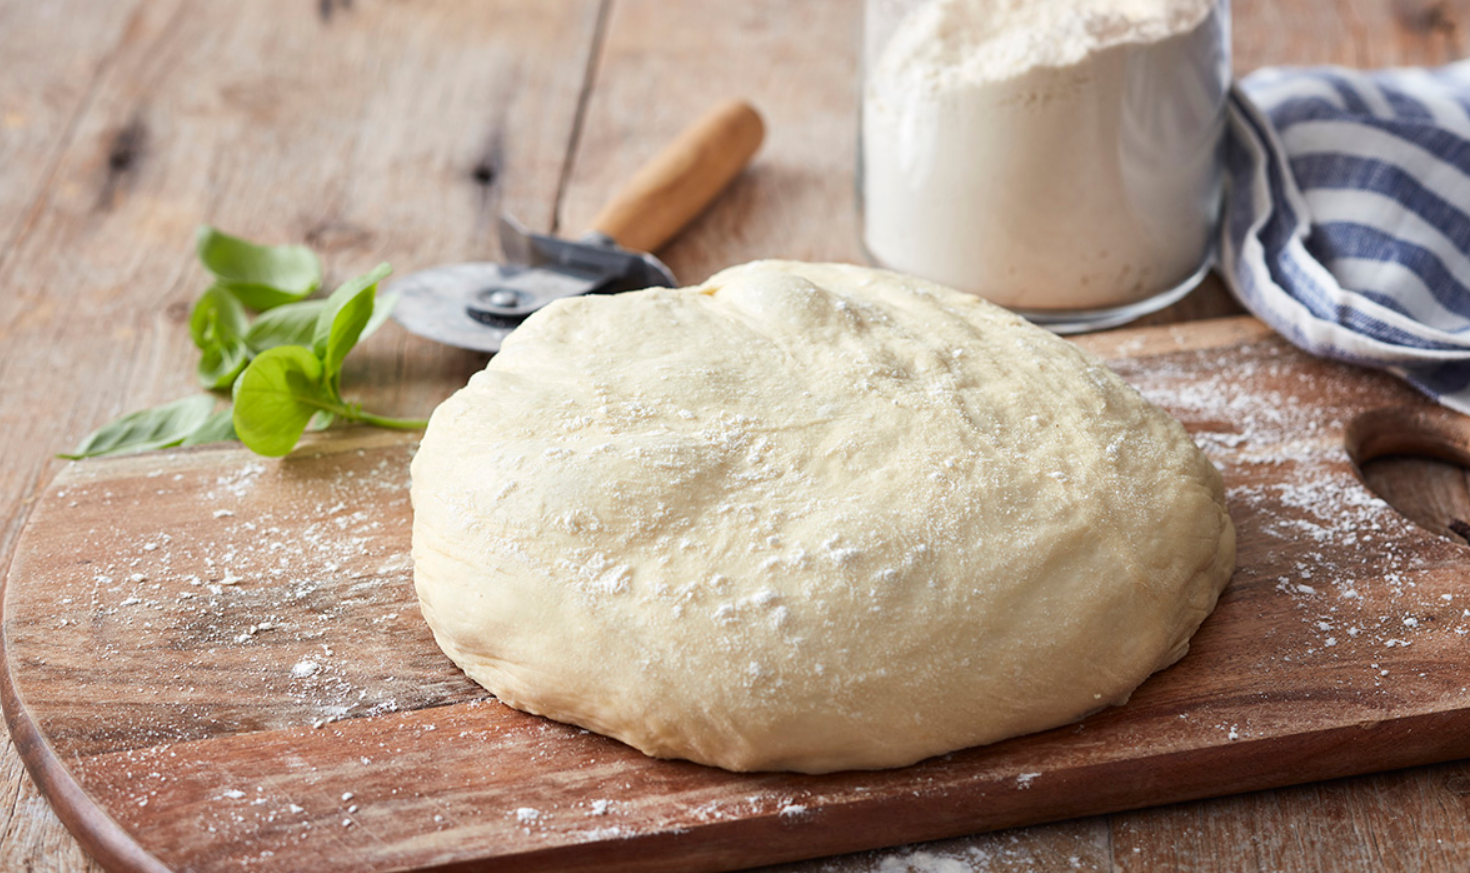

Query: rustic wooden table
<box><xmin>4</xmin><ymin>0</ymin><xmax>1470</xmax><ymax>870</ymax></box>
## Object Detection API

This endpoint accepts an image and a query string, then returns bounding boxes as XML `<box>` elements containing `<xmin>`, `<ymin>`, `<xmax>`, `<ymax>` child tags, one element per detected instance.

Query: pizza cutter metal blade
<box><xmin>391</xmin><ymin>99</ymin><xmax>764</xmax><ymax>353</ymax></box>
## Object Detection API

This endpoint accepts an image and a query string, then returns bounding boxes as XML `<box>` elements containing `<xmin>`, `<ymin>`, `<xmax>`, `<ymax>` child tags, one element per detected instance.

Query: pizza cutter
<box><xmin>391</xmin><ymin>99</ymin><xmax>765</xmax><ymax>352</ymax></box>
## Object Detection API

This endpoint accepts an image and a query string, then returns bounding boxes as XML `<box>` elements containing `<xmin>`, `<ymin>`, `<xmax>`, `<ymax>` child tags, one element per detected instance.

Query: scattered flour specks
<box><xmin>290</xmin><ymin>660</ymin><xmax>321</xmax><ymax>679</ymax></box>
<box><xmin>1116</xmin><ymin>339</ymin><xmax>1467</xmax><ymax>684</ymax></box>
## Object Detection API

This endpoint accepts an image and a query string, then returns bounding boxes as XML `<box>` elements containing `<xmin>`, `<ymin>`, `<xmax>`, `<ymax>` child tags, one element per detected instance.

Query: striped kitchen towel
<box><xmin>1222</xmin><ymin>62</ymin><xmax>1470</xmax><ymax>414</ymax></box>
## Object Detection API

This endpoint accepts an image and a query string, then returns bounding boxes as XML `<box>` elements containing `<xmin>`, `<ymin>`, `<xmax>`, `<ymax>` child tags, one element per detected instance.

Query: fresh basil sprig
<box><xmin>64</xmin><ymin>228</ymin><xmax>425</xmax><ymax>460</ymax></box>
<box><xmin>232</xmin><ymin>264</ymin><xmax>424</xmax><ymax>457</ymax></box>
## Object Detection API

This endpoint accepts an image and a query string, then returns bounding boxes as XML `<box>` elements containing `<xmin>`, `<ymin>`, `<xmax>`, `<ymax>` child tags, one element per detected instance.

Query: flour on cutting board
<box><xmin>780</xmin><ymin>830</ymin><xmax>1102</xmax><ymax>872</ymax></box>
<box><xmin>22</xmin><ymin>336</ymin><xmax>1470</xmax><ymax>864</ymax></box>
<box><xmin>45</xmin><ymin>446</ymin><xmax>450</xmax><ymax>744</ymax></box>
<box><xmin>1121</xmin><ymin>338</ymin><xmax>1468</xmax><ymax>694</ymax></box>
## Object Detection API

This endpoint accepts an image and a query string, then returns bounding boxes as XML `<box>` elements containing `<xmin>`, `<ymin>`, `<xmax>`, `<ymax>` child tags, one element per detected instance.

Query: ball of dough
<box><xmin>410</xmin><ymin>261</ymin><xmax>1234</xmax><ymax>774</ymax></box>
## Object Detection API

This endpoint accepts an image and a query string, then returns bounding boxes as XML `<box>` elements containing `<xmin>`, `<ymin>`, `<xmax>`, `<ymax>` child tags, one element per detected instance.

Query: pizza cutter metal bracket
<box><xmin>390</xmin><ymin>99</ymin><xmax>764</xmax><ymax>353</ymax></box>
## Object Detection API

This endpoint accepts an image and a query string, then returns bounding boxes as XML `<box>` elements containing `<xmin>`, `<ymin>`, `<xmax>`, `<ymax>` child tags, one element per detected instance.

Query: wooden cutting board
<box><xmin>7</xmin><ymin>315</ymin><xmax>1470</xmax><ymax>873</ymax></box>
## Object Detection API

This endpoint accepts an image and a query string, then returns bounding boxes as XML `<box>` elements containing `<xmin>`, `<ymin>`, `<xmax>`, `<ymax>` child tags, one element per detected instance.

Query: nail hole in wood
<box><xmin>1392</xmin><ymin>0</ymin><xmax>1456</xmax><ymax>35</ymax></box>
<box><xmin>96</xmin><ymin>115</ymin><xmax>148</xmax><ymax>210</ymax></box>
<box><xmin>471</xmin><ymin>133</ymin><xmax>503</xmax><ymax>192</ymax></box>
<box><xmin>319</xmin><ymin>0</ymin><xmax>353</xmax><ymax>23</ymax></box>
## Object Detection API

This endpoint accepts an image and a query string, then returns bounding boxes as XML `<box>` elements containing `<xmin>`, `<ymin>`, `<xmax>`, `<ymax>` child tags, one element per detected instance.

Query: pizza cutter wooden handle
<box><xmin>589</xmin><ymin>99</ymin><xmax>764</xmax><ymax>254</ymax></box>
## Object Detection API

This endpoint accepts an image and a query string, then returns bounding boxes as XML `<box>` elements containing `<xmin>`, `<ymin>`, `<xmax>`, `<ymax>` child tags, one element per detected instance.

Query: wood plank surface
<box><xmin>4</xmin><ymin>0</ymin><xmax>1470</xmax><ymax>870</ymax></box>
<box><xmin>0</xmin><ymin>2</ymin><xmax>602</xmax><ymax>869</ymax></box>
<box><xmin>0</xmin><ymin>0</ymin><xmax>144</xmax><ymax>279</ymax></box>
<box><xmin>559</xmin><ymin>0</ymin><xmax>865</xmax><ymax>277</ymax></box>
<box><xmin>10</xmin><ymin>319</ymin><xmax>1470</xmax><ymax>872</ymax></box>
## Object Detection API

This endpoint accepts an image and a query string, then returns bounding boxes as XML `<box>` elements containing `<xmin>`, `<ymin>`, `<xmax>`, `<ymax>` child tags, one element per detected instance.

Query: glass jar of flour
<box><xmin>860</xmin><ymin>0</ymin><xmax>1231</xmax><ymax>331</ymax></box>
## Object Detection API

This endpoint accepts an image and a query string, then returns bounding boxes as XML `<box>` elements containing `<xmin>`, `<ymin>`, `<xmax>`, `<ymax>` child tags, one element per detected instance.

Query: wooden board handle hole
<box><xmin>1346</xmin><ymin>405</ymin><xmax>1470</xmax><ymax>546</ymax></box>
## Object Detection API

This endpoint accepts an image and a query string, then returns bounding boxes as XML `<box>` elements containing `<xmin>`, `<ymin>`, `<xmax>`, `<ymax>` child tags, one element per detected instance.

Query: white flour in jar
<box><xmin>861</xmin><ymin>0</ymin><xmax>1225</xmax><ymax>312</ymax></box>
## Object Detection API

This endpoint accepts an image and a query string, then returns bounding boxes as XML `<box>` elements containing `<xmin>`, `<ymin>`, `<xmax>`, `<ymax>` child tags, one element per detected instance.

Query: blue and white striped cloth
<box><xmin>1222</xmin><ymin>62</ymin><xmax>1470</xmax><ymax>413</ymax></box>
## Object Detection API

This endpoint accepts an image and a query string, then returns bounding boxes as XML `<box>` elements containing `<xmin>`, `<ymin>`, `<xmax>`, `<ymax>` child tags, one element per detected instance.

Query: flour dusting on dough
<box><xmin>410</xmin><ymin>261</ymin><xmax>1235</xmax><ymax>773</ymax></box>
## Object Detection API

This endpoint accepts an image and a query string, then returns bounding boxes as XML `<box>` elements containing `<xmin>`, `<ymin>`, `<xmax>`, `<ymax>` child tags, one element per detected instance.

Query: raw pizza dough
<box><xmin>410</xmin><ymin>260</ymin><xmax>1235</xmax><ymax>774</ymax></box>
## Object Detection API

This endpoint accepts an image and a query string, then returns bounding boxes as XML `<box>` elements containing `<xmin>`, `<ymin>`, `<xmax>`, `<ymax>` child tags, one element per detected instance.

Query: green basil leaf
<box><xmin>313</xmin><ymin>263</ymin><xmax>392</xmax><ymax>388</ymax></box>
<box><xmin>242</xmin><ymin>280</ymin><xmax>394</xmax><ymax>356</ymax></box>
<box><xmin>190</xmin><ymin>287</ymin><xmax>251</xmax><ymax>389</ymax></box>
<box><xmin>196</xmin><ymin>225</ymin><xmax>321</xmax><ymax>312</ymax></box>
<box><xmin>61</xmin><ymin>395</ymin><xmax>216</xmax><ymax>459</ymax></box>
<box><xmin>198</xmin><ymin>341</ymin><xmax>249</xmax><ymax>391</ymax></box>
<box><xmin>180</xmin><ymin>407</ymin><xmax>238</xmax><ymax>447</ymax></box>
<box><xmin>245</xmin><ymin>300</ymin><xmax>330</xmax><ymax>354</ymax></box>
<box><xmin>232</xmin><ymin>346</ymin><xmax>334</xmax><ymax>457</ymax></box>
<box><xmin>361</xmin><ymin>290</ymin><xmax>399</xmax><ymax>343</ymax></box>
<box><xmin>189</xmin><ymin>286</ymin><xmax>248</xmax><ymax>347</ymax></box>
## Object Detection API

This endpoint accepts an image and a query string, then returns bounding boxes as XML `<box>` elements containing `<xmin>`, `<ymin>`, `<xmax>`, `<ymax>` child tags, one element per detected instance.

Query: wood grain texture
<box><xmin>0</xmin><ymin>0</ymin><xmax>144</xmax><ymax>279</ymax></box>
<box><xmin>0</xmin><ymin>6</ymin><xmax>160</xmax><ymax>869</ymax></box>
<box><xmin>558</xmin><ymin>0</ymin><xmax>866</xmax><ymax>282</ymax></box>
<box><xmin>10</xmin><ymin>320</ymin><xmax>1470</xmax><ymax>872</ymax></box>
<box><xmin>0</xmin><ymin>1</ymin><xmax>601</xmax><ymax>870</ymax></box>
